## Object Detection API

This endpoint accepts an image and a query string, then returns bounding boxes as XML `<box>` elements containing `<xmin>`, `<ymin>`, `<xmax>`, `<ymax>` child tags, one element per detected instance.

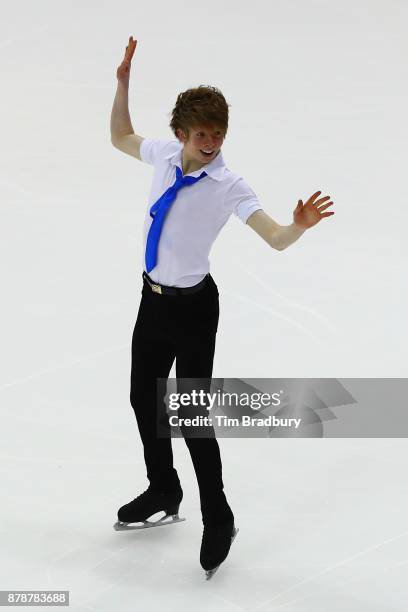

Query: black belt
<box><xmin>142</xmin><ymin>271</ymin><xmax>209</xmax><ymax>295</ymax></box>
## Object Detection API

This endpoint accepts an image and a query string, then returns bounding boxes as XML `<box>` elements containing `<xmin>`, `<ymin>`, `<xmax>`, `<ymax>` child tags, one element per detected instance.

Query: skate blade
<box><xmin>113</xmin><ymin>513</ymin><xmax>186</xmax><ymax>531</ymax></box>
<box><xmin>205</xmin><ymin>526</ymin><xmax>239</xmax><ymax>580</ymax></box>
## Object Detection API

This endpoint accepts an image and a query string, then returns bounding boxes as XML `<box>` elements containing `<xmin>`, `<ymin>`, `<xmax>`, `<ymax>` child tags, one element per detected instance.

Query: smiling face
<box><xmin>176</xmin><ymin>124</ymin><xmax>226</xmax><ymax>169</ymax></box>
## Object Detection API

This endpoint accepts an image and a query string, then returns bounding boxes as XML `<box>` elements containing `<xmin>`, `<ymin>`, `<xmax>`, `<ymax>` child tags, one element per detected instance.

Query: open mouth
<box><xmin>200</xmin><ymin>149</ymin><xmax>215</xmax><ymax>157</ymax></box>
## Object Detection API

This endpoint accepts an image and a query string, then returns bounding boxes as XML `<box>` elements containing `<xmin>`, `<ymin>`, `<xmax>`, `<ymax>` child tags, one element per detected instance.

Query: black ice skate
<box><xmin>113</xmin><ymin>486</ymin><xmax>185</xmax><ymax>531</ymax></box>
<box><xmin>200</xmin><ymin>517</ymin><xmax>239</xmax><ymax>580</ymax></box>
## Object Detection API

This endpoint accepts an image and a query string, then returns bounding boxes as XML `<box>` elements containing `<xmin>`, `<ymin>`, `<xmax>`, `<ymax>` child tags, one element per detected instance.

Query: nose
<box><xmin>204</xmin><ymin>139</ymin><xmax>216</xmax><ymax>149</ymax></box>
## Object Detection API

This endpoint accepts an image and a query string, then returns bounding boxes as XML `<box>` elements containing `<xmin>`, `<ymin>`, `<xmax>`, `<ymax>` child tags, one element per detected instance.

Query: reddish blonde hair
<box><xmin>169</xmin><ymin>85</ymin><xmax>230</xmax><ymax>140</ymax></box>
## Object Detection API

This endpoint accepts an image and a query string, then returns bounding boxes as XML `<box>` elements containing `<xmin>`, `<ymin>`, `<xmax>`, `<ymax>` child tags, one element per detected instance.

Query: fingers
<box><xmin>301</xmin><ymin>191</ymin><xmax>336</xmax><ymax>215</ymax></box>
<box><xmin>317</xmin><ymin>201</ymin><xmax>333</xmax><ymax>212</ymax></box>
<box><xmin>308</xmin><ymin>193</ymin><xmax>335</xmax><ymax>210</ymax></box>
<box><xmin>306</xmin><ymin>191</ymin><xmax>333</xmax><ymax>204</ymax></box>
<box><xmin>307</xmin><ymin>190</ymin><xmax>322</xmax><ymax>204</ymax></box>
<box><xmin>314</xmin><ymin>195</ymin><xmax>331</xmax><ymax>206</ymax></box>
<box><xmin>124</xmin><ymin>36</ymin><xmax>137</xmax><ymax>62</ymax></box>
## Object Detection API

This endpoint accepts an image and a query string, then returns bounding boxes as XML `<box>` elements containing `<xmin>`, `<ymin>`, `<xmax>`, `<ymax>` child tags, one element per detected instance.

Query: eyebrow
<box><xmin>196</xmin><ymin>129</ymin><xmax>223</xmax><ymax>133</ymax></box>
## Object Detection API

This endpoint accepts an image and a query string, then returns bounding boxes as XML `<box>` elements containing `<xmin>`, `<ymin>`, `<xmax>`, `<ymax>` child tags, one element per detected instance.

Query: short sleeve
<box><xmin>140</xmin><ymin>138</ymin><xmax>179</xmax><ymax>166</ymax></box>
<box><xmin>228</xmin><ymin>177</ymin><xmax>263</xmax><ymax>224</ymax></box>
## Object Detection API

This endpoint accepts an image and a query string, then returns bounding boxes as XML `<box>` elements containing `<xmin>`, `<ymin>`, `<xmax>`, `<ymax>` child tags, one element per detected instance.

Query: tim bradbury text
<box><xmin>168</xmin><ymin>415</ymin><xmax>302</xmax><ymax>429</ymax></box>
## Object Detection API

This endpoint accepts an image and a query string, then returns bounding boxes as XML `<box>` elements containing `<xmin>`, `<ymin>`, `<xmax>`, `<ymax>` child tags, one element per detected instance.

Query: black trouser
<box><xmin>129</xmin><ymin>272</ymin><xmax>233</xmax><ymax>526</ymax></box>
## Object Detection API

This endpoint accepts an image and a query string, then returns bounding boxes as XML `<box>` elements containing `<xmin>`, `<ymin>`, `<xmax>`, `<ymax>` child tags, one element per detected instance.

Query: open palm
<box><xmin>293</xmin><ymin>191</ymin><xmax>334</xmax><ymax>229</ymax></box>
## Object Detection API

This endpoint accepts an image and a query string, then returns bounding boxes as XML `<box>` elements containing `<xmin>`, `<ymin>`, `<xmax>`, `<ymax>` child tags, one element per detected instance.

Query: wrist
<box><xmin>292</xmin><ymin>221</ymin><xmax>307</xmax><ymax>234</ymax></box>
<box><xmin>117</xmin><ymin>80</ymin><xmax>130</xmax><ymax>92</ymax></box>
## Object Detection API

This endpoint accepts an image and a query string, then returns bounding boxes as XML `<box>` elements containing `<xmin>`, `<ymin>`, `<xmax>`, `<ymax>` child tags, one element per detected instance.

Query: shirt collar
<box><xmin>163</xmin><ymin>143</ymin><xmax>226</xmax><ymax>182</ymax></box>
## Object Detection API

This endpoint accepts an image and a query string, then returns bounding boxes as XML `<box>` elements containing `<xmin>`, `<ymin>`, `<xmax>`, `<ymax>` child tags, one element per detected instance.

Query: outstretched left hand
<box><xmin>293</xmin><ymin>191</ymin><xmax>335</xmax><ymax>229</ymax></box>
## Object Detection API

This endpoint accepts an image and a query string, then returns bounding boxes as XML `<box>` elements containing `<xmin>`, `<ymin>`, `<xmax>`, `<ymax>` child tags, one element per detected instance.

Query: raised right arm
<box><xmin>110</xmin><ymin>36</ymin><xmax>144</xmax><ymax>160</ymax></box>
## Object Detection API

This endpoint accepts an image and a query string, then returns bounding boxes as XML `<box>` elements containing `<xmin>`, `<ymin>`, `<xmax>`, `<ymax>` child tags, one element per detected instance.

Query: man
<box><xmin>110</xmin><ymin>36</ymin><xmax>334</xmax><ymax>579</ymax></box>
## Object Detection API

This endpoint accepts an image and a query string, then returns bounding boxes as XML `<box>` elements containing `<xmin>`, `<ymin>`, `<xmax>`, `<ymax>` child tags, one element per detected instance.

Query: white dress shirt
<box><xmin>140</xmin><ymin>138</ymin><xmax>263</xmax><ymax>287</ymax></box>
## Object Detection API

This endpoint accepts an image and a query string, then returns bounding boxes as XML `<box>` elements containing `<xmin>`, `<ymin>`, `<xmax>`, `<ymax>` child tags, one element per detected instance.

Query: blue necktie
<box><xmin>145</xmin><ymin>165</ymin><xmax>207</xmax><ymax>273</ymax></box>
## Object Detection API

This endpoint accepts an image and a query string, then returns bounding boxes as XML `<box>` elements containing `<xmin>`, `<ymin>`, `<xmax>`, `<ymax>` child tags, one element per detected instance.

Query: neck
<box><xmin>181</xmin><ymin>153</ymin><xmax>205</xmax><ymax>175</ymax></box>
<box><xmin>181</xmin><ymin>149</ymin><xmax>219</xmax><ymax>175</ymax></box>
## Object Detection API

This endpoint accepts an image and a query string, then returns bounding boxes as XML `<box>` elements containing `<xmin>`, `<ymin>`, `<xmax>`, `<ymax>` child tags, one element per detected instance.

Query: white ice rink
<box><xmin>1</xmin><ymin>0</ymin><xmax>408</xmax><ymax>610</ymax></box>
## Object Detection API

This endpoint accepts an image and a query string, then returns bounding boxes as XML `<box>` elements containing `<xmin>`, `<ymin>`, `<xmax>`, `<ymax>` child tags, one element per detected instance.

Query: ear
<box><xmin>176</xmin><ymin>128</ymin><xmax>187</xmax><ymax>143</ymax></box>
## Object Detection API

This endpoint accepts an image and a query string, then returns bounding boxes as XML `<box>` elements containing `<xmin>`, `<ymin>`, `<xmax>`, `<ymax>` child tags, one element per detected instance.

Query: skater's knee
<box><xmin>129</xmin><ymin>388</ymin><xmax>166</xmax><ymax>414</ymax></box>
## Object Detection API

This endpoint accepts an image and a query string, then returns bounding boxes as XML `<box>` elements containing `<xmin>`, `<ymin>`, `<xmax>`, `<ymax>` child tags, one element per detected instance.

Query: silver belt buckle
<box><xmin>151</xmin><ymin>283</ymin><xmax>162</xmax><ymax>294</ymax></box>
